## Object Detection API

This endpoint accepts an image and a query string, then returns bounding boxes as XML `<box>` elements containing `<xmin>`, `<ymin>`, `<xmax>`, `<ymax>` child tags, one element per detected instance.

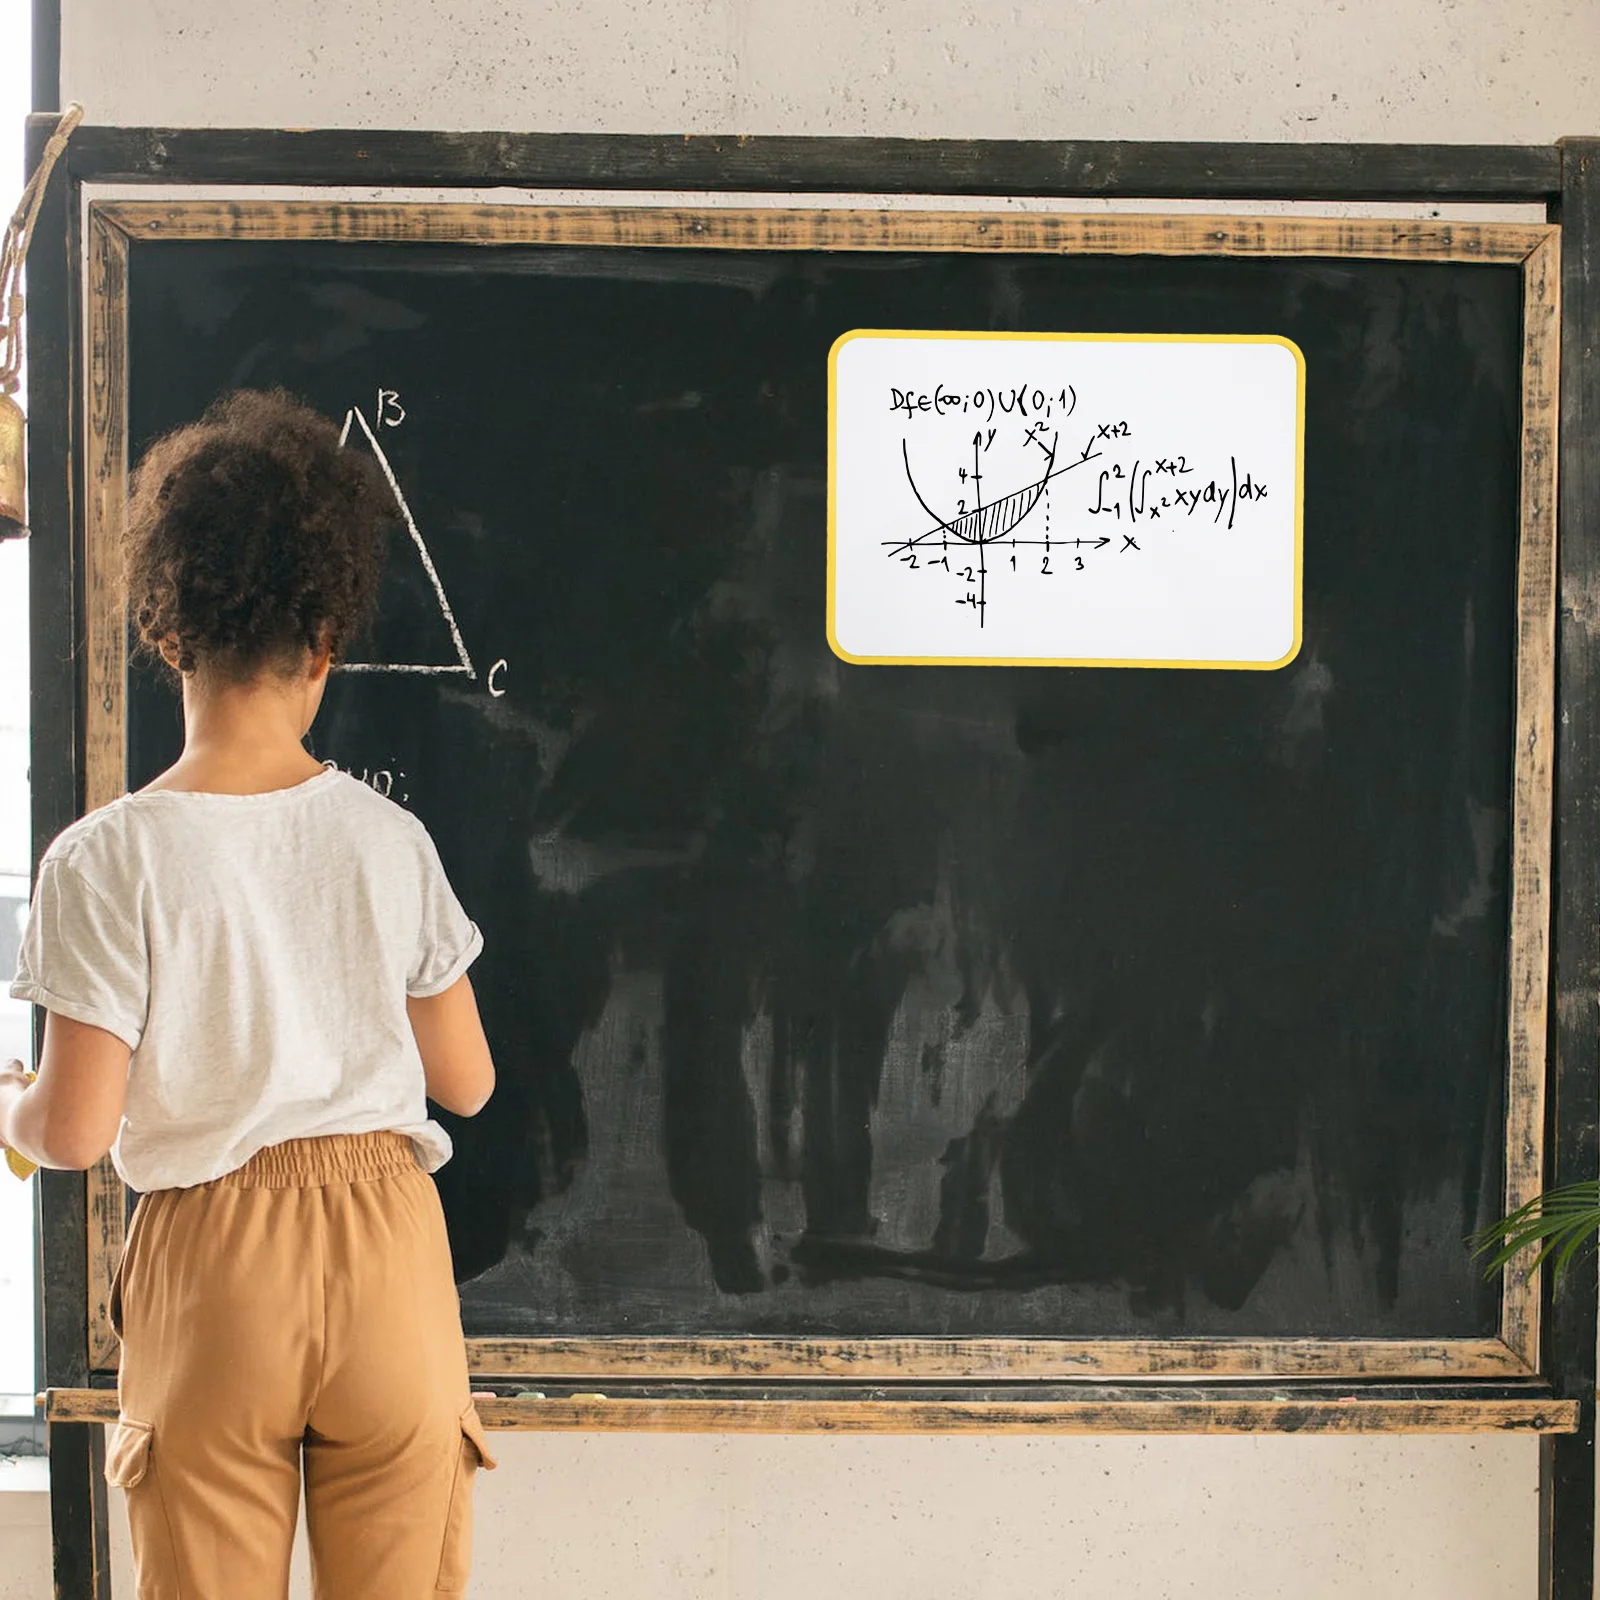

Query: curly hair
<box><xmin>122</xmin><ymin>388</ymin><xmax>391</xmax><ymax>682</ymax></box>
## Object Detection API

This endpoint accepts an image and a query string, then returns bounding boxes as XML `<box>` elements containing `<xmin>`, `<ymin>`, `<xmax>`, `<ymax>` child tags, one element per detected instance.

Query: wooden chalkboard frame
<box><xmin>75</xmin><ymin>198</ymin><xmax>1561</xmax><ymax>1386</ymax></box>
<box><xmin>22</xmin><ymin>123</ymin><xmax>1600</xmax><ymax>1600</ymax></box>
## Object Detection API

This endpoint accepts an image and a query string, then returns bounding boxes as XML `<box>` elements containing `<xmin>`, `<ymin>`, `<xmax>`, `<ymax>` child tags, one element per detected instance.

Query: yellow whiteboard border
<box><xmin>825</xmin><ymin>329</ymin><xmax>1307</xmax><ymax>671</ymax></box>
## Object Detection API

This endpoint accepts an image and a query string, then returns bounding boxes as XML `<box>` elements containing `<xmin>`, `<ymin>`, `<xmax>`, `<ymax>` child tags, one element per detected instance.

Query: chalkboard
<box><xmin>88</xmin><ymin>204</ymin><xmax>1557</xmax><ymax>1379</ymax></box>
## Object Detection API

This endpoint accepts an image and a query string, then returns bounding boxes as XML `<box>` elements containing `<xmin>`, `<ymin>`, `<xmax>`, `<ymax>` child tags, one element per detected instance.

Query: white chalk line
<box><xmin>336</xmin><ymin>663</ymin><xmax>474</xmax><ymax>675</ymax></box>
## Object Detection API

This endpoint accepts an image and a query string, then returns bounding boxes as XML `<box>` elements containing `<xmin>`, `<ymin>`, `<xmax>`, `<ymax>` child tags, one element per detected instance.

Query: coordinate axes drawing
<box><xmin>892</xmin><ymin>417</ymin><xmax>1109</xmax><ymax>630</ymax></box>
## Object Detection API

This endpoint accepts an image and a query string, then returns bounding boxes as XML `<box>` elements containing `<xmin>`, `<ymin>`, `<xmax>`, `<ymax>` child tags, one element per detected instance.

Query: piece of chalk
<box><xmin>569</xmin><ymin>1393</ymin><xmax>607</xmax><ymax>1401</ymax></box>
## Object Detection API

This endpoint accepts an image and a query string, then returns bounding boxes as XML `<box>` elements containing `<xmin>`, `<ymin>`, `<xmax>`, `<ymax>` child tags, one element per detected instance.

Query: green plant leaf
<box><xmin>1469</xmin><ymin>1182</ymin><xmax>1600</xmax><ymax>1283</ymax></box>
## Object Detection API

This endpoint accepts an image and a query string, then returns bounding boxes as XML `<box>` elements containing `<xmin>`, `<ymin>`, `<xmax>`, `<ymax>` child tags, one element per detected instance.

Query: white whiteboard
<box><xmin>827</xmin><ymin>332</ymin><xmax>1304</xmax><ymax>668</ymax></box>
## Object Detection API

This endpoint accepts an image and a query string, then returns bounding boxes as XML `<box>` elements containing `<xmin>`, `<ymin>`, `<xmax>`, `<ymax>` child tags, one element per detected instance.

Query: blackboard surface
<box><xmin>125</xmin><ymin>237</ymin><xmax>1520</xmax><ymax>1342</ymax></box>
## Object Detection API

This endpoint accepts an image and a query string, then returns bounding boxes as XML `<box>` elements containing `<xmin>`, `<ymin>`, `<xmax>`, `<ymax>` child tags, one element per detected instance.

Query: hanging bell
<box><xmin>0</xmin><ymin>391</ymin><xmax>24</xmax><ymax>539</ymax></box>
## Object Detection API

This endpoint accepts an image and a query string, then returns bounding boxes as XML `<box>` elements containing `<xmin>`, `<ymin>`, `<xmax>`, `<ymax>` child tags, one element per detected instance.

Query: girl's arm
<box><xmin>407</xmin><ymin>973</ymin><xmax>496</xmax><ymax>1117</ymax></box>
<box><xmin>0</xmin><ymin>1012</ymin><xmax>130</xmax><ymax>1170</ymax></box>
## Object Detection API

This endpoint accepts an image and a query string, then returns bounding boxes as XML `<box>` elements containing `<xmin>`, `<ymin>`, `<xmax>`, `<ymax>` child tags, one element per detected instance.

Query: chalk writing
<box><xmin>335</xmin><ymin>396</ymin><xmax>511</xmax><ymax>695</ymax></box>
<box><xmin>321</xmin><ymin>758</ymin><xmax>410</xmax><ymax>806</ymax></box>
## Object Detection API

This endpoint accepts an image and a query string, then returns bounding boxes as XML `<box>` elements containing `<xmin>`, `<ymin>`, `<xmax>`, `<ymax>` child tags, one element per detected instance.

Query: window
<box><xmin>1</xmin><ymin>0</ymin><xmax>37</xmax><ymax>1421</ymax></box>
<box><xmin>0</xmin><ymin>543</ymin><xmax>32</xmax><ymax>1416</ymax></box>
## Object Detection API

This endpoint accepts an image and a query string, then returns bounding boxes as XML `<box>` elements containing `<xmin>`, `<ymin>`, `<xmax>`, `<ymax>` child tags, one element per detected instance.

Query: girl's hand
<box><xmin>0</xmin><ymin>1058</ymin><xmax>29</xmax><ymax>1123</ymax></box>
<box><xmin>0</xmin><ymin>1061</ymin><xmax>34</xmax><ymax>1169</ymax></box>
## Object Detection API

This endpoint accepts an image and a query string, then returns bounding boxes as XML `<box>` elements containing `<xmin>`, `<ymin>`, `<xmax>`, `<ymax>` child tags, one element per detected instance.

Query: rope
<box><xmin>0</xmin><ymin>103</ymin><xmax>84</xmax><ymax>395</ymax></box>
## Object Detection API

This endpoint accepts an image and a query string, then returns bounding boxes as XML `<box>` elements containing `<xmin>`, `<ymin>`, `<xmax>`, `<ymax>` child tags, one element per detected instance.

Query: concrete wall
<box><xmin>100</xmin><ymin>1432</ymin><xmax>1535</xmax><ymax>1599</ymax></box>
<box><xmin>12</xmin><ymin>1</ymin><xmax>1600</xmax><ymax>1595</ymax></box>
<box><xmin>55</xmin><ymin>0</ymin><xmax>1600</xmax><ymax>142</ymax></box>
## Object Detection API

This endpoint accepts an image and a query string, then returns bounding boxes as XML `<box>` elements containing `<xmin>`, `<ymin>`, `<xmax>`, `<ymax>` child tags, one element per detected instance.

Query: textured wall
<box><xmin>106</xmin><ymin>1432</ymin><xmax>1540</xmax><ymax>1600</ymax></box>
<box><xmin>59</xmin><ymin>0</ymin><xmax>1600</xmax><ymax>141</ymax></box>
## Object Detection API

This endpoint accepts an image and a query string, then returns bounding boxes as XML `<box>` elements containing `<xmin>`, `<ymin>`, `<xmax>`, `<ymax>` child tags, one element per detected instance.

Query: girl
<box><xmin>0</xmin><ymin>388</ymin><xmax>498</xmax><ymax>1599</ymax></box>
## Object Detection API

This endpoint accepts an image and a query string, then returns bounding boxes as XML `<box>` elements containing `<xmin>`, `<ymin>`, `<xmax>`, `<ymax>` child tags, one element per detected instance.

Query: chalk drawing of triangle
<box><xmin>336</xmin><ymin>406</ymin><xmax>476</xmax><ymax>679</ymax></box>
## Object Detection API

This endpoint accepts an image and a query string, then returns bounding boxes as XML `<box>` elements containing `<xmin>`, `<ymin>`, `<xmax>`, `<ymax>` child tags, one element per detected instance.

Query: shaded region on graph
<box><xmin>888</xmin><ymin>430</ymin><xmax>1111</xmax><ymax>629</ymax></box>
<box><xmin>895</xmin><ymin>435</ymin><xmax>1063</xmax><ymax>553</ymax></box>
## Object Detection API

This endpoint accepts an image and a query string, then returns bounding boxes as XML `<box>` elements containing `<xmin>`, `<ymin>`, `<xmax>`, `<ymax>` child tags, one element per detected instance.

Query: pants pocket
<box><xmin>433</xmin><ymin>1404</ymin><xmax>496</xmax><ymax>1594</ymax></box>
<box><xmin>105</xmin><ymin>1417</ymin><xmax>182</xmax><ymax>1598</ymax></box>
<box><xmin>109</xmin><ymin>1258</ymin><xmax>124</xmax><ymax>1342</ymax></box>
<box><xmin>109</xmin><ymin>1196</ymin><xmax>146</xmax><ymax>1342</ymax></box>
<box><xmin>104</xmin><ymin>1417</ymin><xmax>154</xmax><ymax>1488</ymax></box>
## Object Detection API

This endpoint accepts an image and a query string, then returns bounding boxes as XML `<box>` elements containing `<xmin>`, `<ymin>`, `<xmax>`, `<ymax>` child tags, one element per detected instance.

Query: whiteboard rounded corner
<box><xmin>825</xmin><ymin>616</ymin><xmax>871</xmax><ymax>666</ymax></box>
<box><xmin>828</xmin><ymin>328</ymin><xmax>872</xmax><ymax>370</ymax></box>
<box><xmin>1263</xmin><ymin>334</ymin><xmax>1309</xmax><ymax>383</ymax></box>
<box><xmin>1263</xmin><ymin>623</ymin><xmax>1304</xmax><ymax>672</ymax></box>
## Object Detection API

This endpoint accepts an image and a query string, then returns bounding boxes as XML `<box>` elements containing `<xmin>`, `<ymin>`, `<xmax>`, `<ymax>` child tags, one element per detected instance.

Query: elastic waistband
<box><xmin>206</xmin><ymin>1131</ymin><xmax>420</xmax><ymax>1190</ymax></box>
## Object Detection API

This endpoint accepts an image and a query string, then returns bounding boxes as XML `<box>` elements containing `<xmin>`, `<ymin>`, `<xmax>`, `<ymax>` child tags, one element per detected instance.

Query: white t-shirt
<box><xmin>9</xmin><ymin>767</ymin><xmax>483</xmax><ymax>1192</ymax></box>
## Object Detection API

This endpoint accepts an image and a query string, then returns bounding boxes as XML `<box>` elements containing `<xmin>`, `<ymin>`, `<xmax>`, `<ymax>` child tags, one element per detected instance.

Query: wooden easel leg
<box><xmin>48</xmin><ymin>1422</ymin><xmax>110</xmax><ymax>1600</ymax></box>
<box><xmin>1545</xmin><ymin>133</ymin><xmax>1600</xmax><ymax>1600</ymax></box>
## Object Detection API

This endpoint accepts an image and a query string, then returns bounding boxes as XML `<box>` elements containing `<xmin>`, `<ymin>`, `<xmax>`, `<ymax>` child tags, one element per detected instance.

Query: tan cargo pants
<box><xmin>105</xmin><ymin>1131</ymin><xmax>497</xmax><ymax>1599</ymax></box>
